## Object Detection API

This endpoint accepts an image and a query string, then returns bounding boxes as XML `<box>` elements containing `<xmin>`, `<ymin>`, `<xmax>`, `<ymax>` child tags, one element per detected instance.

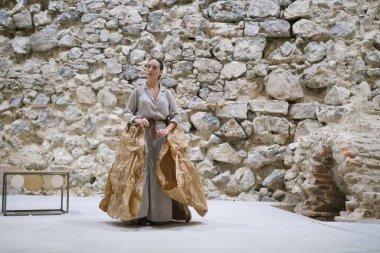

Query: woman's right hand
<box><xmin>134</xmin><ymin>118</ymin><xmax>150</xmax><ymax>128</ymax></box>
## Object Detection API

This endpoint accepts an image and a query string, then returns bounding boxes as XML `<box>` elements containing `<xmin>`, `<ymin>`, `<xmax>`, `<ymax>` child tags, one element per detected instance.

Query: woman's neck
<box><xmin>147</xmin><ymin>79</ymin><xmax>159</xmax><ymax>89</ymax></box>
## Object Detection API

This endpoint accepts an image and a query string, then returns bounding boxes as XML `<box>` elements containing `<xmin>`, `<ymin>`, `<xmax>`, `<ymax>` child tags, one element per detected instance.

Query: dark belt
<box><xmin>147</xmin><ymin>118</ymin><xmax>169</xmax><ymax>137</ymax></box>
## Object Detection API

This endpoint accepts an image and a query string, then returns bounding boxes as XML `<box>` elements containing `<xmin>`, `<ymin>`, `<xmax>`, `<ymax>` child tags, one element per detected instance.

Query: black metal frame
<box><xmin>1</xmin><ymin>171</ymin><xmax>70</xmax><ymax>216</ymax></box>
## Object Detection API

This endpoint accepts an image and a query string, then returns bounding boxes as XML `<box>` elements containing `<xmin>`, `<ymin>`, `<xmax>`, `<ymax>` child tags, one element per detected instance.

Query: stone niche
<box><xmin>286</xmin><ymin>113</ymin><xmax>380</xmax><ymax>221</ymax></box>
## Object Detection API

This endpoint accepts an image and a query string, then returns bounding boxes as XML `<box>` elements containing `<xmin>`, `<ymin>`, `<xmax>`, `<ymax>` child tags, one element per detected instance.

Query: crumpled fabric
<box><xmin>99</xmin><ymin>123</ymin><xmax>208</xmax><ymax>221</ymax></box>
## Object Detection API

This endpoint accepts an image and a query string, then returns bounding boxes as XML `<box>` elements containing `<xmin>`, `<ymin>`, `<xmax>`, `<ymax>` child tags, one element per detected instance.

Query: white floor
<box><xmin>1</xmin><ymin>195</ymin><xmax>380</xmax><ymax>253</ymax></box>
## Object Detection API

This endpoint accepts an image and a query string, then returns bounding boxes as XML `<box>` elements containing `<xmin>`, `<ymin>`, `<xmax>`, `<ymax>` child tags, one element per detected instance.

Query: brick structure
<box><xmin>287</xmin><ymin>114</ymin><xmax>380</xmax><ymax>221</ymax></box>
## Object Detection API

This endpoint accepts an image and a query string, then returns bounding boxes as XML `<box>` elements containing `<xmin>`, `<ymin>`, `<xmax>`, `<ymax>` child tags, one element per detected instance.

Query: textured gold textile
<box><xmin>99</xmin><ymin>123</ymin><xmax>208</xmax><ymax>221</ymax></box>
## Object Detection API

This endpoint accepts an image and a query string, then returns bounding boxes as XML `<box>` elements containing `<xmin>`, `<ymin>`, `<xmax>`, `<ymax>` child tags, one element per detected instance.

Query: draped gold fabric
<box><xmin>99</xmin><ymin>123</ymin><xmax>208</xmax><ymax>221</ymax></box>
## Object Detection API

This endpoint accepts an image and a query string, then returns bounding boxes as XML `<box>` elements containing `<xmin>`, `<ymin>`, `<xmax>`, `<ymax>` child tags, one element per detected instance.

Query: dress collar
<box><xmin>143</xmin><ymin>81</ymin><xmax>165</xmax><ymax>102</ymax></box>
<box><xmin>143</xmin><ymin>82</ymin><xmax>166</xmax><ymax>92</ymax></box>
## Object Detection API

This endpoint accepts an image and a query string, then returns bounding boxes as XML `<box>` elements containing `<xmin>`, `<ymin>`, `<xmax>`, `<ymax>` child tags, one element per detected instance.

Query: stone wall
<box><xmin>0</xmin><ymin>0</ymin><xmax>379</xmax><ymax>220</ymax></box>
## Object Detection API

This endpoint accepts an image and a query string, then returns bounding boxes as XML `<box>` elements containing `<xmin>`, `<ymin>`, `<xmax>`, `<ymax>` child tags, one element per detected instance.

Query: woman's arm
<box><xmin>157</xmin><ymin>90</ymin><xmax>180</xmax><ymax>137</ymax></box>
<box><xmin>167</xmin><ymin>90</ymin><xmax>181</xmax><ymax>128</ymax></box>
<box><xmin>124</xmin><ymin>88</ymin><xmax>140</xmax><ymax>124</ymax></box>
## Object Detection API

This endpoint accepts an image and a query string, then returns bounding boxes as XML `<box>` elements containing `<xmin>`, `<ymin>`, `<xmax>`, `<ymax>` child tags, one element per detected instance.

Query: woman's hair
<box><xmin>148</xmin><ymin>58</ymin><xmax>164</xmax><ymax>71</ymax></box>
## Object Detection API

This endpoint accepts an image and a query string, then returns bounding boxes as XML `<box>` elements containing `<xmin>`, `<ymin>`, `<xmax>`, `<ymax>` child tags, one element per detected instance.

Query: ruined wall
<box><xmin>0</xmin><ymin>0</ymin><xmax>379</xmax><ymax>220</ymax></box>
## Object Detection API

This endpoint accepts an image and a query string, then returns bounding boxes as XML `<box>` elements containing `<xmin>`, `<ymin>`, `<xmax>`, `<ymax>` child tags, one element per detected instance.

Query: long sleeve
<box><xmin>167</xmin><ymin>90</ymin><xmax>181</xmax><ymax>125</ymax></box>
<box><xmin>124</xmin><ymin>88</ymin><xmax>140</xmax><ymax>123</ymax></box>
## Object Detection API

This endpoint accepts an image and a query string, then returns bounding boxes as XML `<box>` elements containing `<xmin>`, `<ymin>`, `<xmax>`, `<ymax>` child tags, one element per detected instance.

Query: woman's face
<box><xmin>145</xmin><ymin>59</ymin><xmax>163</xmax><ymax>81</ymax></box>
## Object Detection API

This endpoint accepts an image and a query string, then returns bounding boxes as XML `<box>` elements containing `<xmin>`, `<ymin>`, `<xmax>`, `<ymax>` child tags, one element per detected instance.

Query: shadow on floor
<box><xmin>106</xmin><ymin>220</ymin><xmax>205</xmax><ymax>231</ymax></box>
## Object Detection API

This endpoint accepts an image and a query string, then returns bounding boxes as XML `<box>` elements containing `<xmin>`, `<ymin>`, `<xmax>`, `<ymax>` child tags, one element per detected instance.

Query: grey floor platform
<box><xmin>1</xmin><ymin>195</ymin><xmax>380</xmax><ymax>253</ymax></box>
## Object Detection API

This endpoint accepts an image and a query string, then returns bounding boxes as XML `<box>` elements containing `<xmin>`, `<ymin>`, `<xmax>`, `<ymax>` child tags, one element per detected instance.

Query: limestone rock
<box><xmin>105</xmin><ymin>59</ymin><xmax>122</xmax><ymax>75</ymax></box>
<box><xmin>244</xmin><ymin>21</ymin><xmax>260</xmax><ymax>37</ymax></box>
<box><xmin>316</xmin><ymin>105</ymin><xmax>348</xmax><ymax>123</ymax></box>
<box><xmin>197</xmin><ymin>72</ymin><xmax>219</xmax><ymax>84</ymax></box>
<box><xmin>182</xmin><ymin>14</ymin><xmax>207</xmax><ymax>37</ymax></box>
<box><xmin>261</xmin><ymin>19</ymin><xmax>291</xmax><ymax>37</ymax></box>
<box><xmin>249</xmin><ymin>99</ymin><xmax>289</xmax><ymax>115</ymax></box>
<box><xmin>58</xmin><ymin>35</ymin><xmax>81</xmax><ymax>48</ymax></box>
<box><xmin>13</xmin><ymin>9</ymin><xmax>33</xmax><ymax>29</ymax></box>
<box><xmin>372</xmin><ymin>95</ymin><xmax>380</xmax><ymax>110</ymax></box>
<box><xmin>52</xmin><ymin>95</ymin><xmax>72</xmax><ymax>106</ymax></box>
<box><xmin>244</xmin><ymin>144</ymin><xmax>286</xmax><ymax>170</ymax></box>
<box><xmin>226</xmin><ymin>167</ymin><xmax>255</xmax><ymax>195</ymax></box>
<box><xmin>76</xmin><ymin>155</ymin><xmax>97</xmax><ymax>170</ymax></box>
<box><xmin>10</xmin><ymin>96</ymin><xmax>24</xmax><ymax>108</ymax></box>
<box><xmin>207</xmin><ymin>143</ymin><xmax>242</xmax><ymax>164</ymax></box>
<box><xmin>87</xmin><ymin>2</ymin><xmax>105</xmax><ymax>12</ymax></box>
<box><xmin>220</xmin><ymin>61</ymin><xmax>247</xmax><ymax>80</ymax></box>
<box><xmin>63</xmin><ymin>105</ymin><xmax>83</xmax><ymax>123</ymax></box>
<box><xmin>302</xmin><ymin>62</ymin><xmax>337</xmax><ymax>89</ymax></box>
<box><xmin>294</xmin><ymin>119</ymin><xmax>322</xmax><ymax>141</ymax></box>
<box><xmin>193</xmin><ymin>58</ymin><xmax>222</xmax><ymax>73</ymax></box>
<box><xmin>209</xmin><ymin>22</ymin><xmax>239</xmax><ymax>37</ymax></box>
<box><xmin>144</xmin><ymin>0</ymin><xmax>160</xmax><ymax>9</ymax></box>
<box><xmin>233</xmin><ymin>36</ymin><xmax>266</xmax><ymax>61</ymax></box>
<box><xmin>324</xmin><ymin>86</ymin><xmax>351</xmax><ymax>105</ymax></box>
<box><xmin>267</xmin><ymin>41</ymin><xmax>299</xmax><ymax>64</ymax></box>
<box><xmin>147</xmin><ymin>10</ymin><xmax>167</xmax><ymax>33</ymax></box>
<box><xmin>30</xmin><ymin>25</ymin><xmax>58</xmax><ymax>52</ymax></box>
<box><xmin>196</xmin><ymin>159</ymin><xmax>218</xmax><ymax>178</ymax></box>
<box><xmin>81</xmin><ymin>13</ymin><xmax>98</xmax><ymax>23</ymax></box>
<box><xmin>176</xmin><ymin>80</ymin><xmax>199</xmax><ymax>95</ymax></box>
<box><xmin>212</xmin><ymin>170</ymin><xmax>231</xmax><ymax>186</ymax></box>
<box><xmin>208</xmin><ymin>1</ymin><xmax>247</xmax><ymax>22</ymax></box>
<box><xmin>262</xmin><ymin>169</ymin><xmax>286</xmax><ymax>190</ymax></box>
<box><xmin>97</xmin><ymin>88</ymin><xmax>117</xmax><ymax>107</ymax></box>
<box><xmin>36</xmin><ymin>108</ymin><xmax>60</xmax><ymax>128</ymax></box>
<box><xmin>162</xmin><ymin>35</ymin><xmax>182</xmax><ymax>52</ymax></box>
<box><xmin>32</xmin><ymin>93</ymin><xmax>50</xmax><ymax>108</ymax></box>
<box><xmin>241</xmin><ymin>120</ymin><xmax>253</xmax><ymax>136</ymax></box>
<box><xmin>188</xmin><ymin>147</ymin><xmax>205</xmax><ymax>161</ymax></box>
<box><xmin>224</xmin><ymin>79</ymin><xmax>262</xmax><ymax>100</ymax></box>
<box><xmin>96</xmin><ymin>143</ymin><xmax>115</xmax><ymax>169</ymax></box>
<box><xmin>161</xmin><ymin>75</ymin><xmax>178</xmax><ymax>88</ymax></box>
<box><xmin>216</xmin><ymin>118</ymin><xmax>247</xmax><ymax>140</ymax></box>
<box><xmin>55</xmin><ymin>11</ymin><xmax>81</xmax><ymax>25</ymax></box>
<box><xmin>129</xmin><ymin>49</ymin><xmax>146</xmax><ymax>64</ymax></box>
<box><xmin>330</xmin><ymin>22</ymin><xmax>356</xmax><ymax>39</ymax></box>
<box><xmin>293</xmin><ymin>19</ymin><xmax>327</xmax><ymax>40</ymax></box>
<box><xmin>363</xmin><ymin>49</ymin><xmax>380</xmax><ymax>68</ymax></box>
<box><xmin>252</xmin><ymin>116</ymin><xmax>289</xmax><ymax>145</ymax></box>
<box><xmin>53</xmin><ymin>148</ymin><xmax>73</xmax><ymax>165</ymax></box>
<box><xmin>352</xmin><ymin>81</ymin><xmax>372</xmax><ymax>99</ymax></box>
<box><xmin>215</xmin><ymin>101</ymin><xmax>248</xmax><ymax>119</ymax></box>
<box><xmin>304</xmin><ymin>42</ymin><xmax>326</xmax><ymax>63</ymax></box>
<box><xmin>265</xmin><ymin>69</ymin><xmax>303</xmax><ymax>101</ymax></box>
<box><xmin>210</xmin><ymin>36</ymin><xmax>234</xmax><ymax>63</ymax></box>
<box><xmin>190</xmin><ymin>112</ymin><xmax>220</xmax><ymax>137</ymax></box>
<box><xmin>9</xmin><ymin>144</ymin><xmax>47</xmax><ymax>170</ymax></box>
<box><xmin>122</xmin><ymin>24</ymin><xmax>142</xmax><ymax>36</ymax></box>
<box><xmin>76</xmin><ymin>86</ymin><xmax>96</xmax><ymax>105</ymax></box>
<box><xmin>68</xmin><ymin>47</ymin><xmax>83</xmax><ymax>59</ymax></box>
<box><xmin>284</xmin><ymin>0</ymin><xmax>310</xmax><ymax>20</ymax></box>
<box><xmin>138</xmin><ymin>31</ymin><xmax>156</xmax><ymax>50</ymax></box>
<box><xmin>252</xmin><ymin>64</ymin><xmax>268</xmax><ymax>77</ymax></box>
<box><xmin>172</xmin><ymin>61</ymin><xmax>193</xmax><ymax>78</ymax></box>
<box><xmin>289</xmin><ymin>103</ymin><xmax>319</xmax><ymax>119</ymax></box>
<box><xmin>0</xmin><ymin>9</ymin><xmax>13</xmax><ymax>28</ymax></box>
<box><xmin>12</xmin><ymin>36</ymin><xmax>30</xmax><ymax>54</ymax></box>
<box><xmin>33</xmin><ymin>11</ymin><xmax>52</xmax><ymax>26</ymax></box>
<box><xmin>248</xmin><ymin>0</ymin><xmax>280</xmax><ymax>18</ymax></box>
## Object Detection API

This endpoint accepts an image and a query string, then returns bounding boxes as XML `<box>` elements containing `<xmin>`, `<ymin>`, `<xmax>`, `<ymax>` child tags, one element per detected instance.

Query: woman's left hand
<box><xmin>156</xmin><ymin>128</ymin><xmax>170</xmax><ymax>137</ymax></box>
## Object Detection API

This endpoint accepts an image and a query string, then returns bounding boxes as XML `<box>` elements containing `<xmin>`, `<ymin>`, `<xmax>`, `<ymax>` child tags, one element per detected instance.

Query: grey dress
<box><xmin>124</xmin><ymin>83</ymin><xmax>181</xmax><ymax>222</ymax></box>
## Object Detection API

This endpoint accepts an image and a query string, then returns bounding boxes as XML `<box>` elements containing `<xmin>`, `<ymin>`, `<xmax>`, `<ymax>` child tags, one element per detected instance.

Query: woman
<box><xmin>99</xmin><ymin>58</ymin><xmax>208</xmax><ymax>226</ymax></box>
